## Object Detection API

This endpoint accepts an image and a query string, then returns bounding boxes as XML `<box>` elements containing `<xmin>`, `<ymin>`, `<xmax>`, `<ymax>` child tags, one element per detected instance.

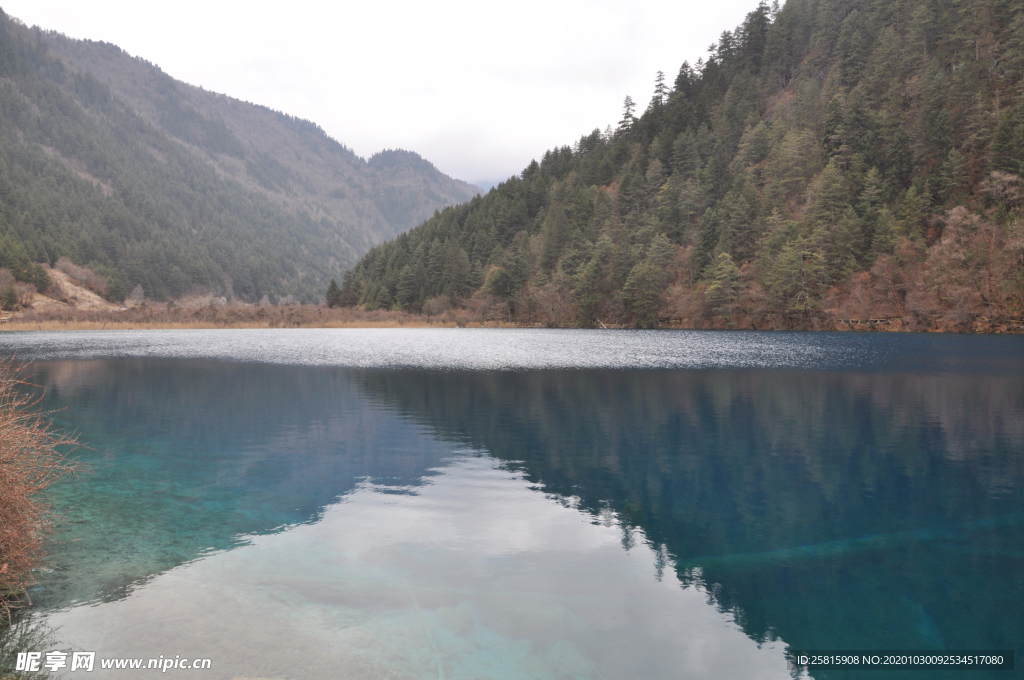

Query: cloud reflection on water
<box><xmin>8</xmin><ymin>330</ymin><xmax>1019</xmax><ymax>679</ymax></box>
<box><xmin>47</xmin><ymin>456</ymin><xmax>791</xmax><ymax>680</ymax></box>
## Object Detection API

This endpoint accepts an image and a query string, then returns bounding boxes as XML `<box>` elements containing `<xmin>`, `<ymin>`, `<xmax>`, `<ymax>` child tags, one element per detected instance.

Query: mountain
<box><xmin>341</xmin><ymin>0</ymin><xmax>1024</xmax><ymax>331</ymax></box>
<box><xmin>0</xmin><ymin>10</ymin><xmax>479</xmax><ymax>303</ymax></box>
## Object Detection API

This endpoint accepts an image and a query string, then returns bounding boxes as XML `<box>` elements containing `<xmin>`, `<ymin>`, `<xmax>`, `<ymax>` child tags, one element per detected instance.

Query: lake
<box><xmin>1</xmin><ymin>329</ymin><xmax>1022</xmax><ymax>679</ymax></box>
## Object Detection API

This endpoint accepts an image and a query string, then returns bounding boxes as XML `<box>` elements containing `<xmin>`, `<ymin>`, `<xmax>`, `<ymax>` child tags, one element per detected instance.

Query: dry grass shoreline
<box><xmin>0</xmin><ymin>303</ymin><xmax>1021</xmax><ymax>333</ymax></box>
<box><xmin>0</xmin><ymin>305</ymin><xmax>514</xmax><ymax>332</ymax></box>
<box><xmin>0</xmin><ymin>319</ymin><xmax>480</xmax><ymax>331</ymax></box>
<box><xmin>3</xmin><ymin>263</ymin><xmax>1021</xmax><ymax>333</ymax></box>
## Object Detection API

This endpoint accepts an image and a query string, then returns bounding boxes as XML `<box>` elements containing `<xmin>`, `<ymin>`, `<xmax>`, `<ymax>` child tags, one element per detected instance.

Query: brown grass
<box><xmin>2</xmin><ymin>283</ymin><xmax>1021</xmax><ymax>333</ymax></box>
<box><xmin>0</xmin><ymin>360</ymin><xmax>79</xmax><ymax>620</ymax></box>
<box><xmin>0</xmin><ymin>303</ymin><xmax>524</xmax><ymax>331</ymax></box>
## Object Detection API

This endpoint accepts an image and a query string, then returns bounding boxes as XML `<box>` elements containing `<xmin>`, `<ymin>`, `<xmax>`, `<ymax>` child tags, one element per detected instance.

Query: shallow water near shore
<box><xmin>2</xmin><ymin>330</ymin><xmax>1022</xmax><ymax>679</ymax></box>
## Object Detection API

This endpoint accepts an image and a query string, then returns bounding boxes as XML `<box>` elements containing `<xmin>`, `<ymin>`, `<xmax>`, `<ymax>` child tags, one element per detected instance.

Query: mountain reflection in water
<box><xmin>357</xmin><ymin>368</ymin><xmax>1024</xmax><ymax>657</ymax></box>
<box><xmin>33</xmin><ymin>360</ymin><xmax>452</xmax><ymax>607</ymax></box>
<box><xmin>11</xmin><ymin>332</ymin><xmax>1021</xmax><ymax>679</ymax></box>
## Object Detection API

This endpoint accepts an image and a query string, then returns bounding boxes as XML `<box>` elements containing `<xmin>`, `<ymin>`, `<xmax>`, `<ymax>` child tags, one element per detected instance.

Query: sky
<box><xmin>3</xmin><ymin>0</ymin><xmax>763</xmax><ymax>187</ymax></box>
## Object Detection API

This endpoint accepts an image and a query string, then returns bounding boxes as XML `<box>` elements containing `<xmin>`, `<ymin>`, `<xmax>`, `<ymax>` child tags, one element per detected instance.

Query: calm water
<box><xmin>1</xmin><ymin>330</ymin><xmax>1022</xmax><ymax>679</ymax></box>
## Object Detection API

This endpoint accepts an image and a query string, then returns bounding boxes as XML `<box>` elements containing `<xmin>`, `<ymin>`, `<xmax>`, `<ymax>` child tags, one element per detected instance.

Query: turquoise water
<box><xmin>1</xmin><ymin>330</ymin><xmax>1022</xmax><ymax>679</ymax></box>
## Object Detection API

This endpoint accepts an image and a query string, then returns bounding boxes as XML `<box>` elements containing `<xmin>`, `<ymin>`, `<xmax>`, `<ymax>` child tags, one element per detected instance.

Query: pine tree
<box><xmin>836</xmin><ymin>10</ymin><xmax>871</xmax><ymax>87</ymax></box>
<box><xmin>652</xmin><ymin>71</ymin><xmax>669</xmax><ymax>108</ymax></box>
<box><xmin>617</xmin><ymin>96</ymin><xmax>636</xmax><ymax>133</ymax></box>
<box><xmin>540</xmin><ymin>205</ymin><xmax>572</xmax><ymax>270</ymax></box>
<box><xmin>646</xmin><ymin>233</ymin><xmax>675</xmax><ymax>272</ymax></box>
<box><xmin>940</xmin><ymin>149</ymin><xmax>967</xmax><ymax>203</ymax></box>
<box><xmin>325</xmin><ymin>278</ymin><xmax>342</xmax><ymax>307</ymax></box>
<box><xmin>813</xmin><ymin>158</ymin><xmax>849</xmax><ymax>231</ymax></box>
<box><xmin>1</xmin><ymin>287</ymin><xmax>18</xmax><ymax>311</ymax></box>
<box><xmin>672</xmin><ymin>131</ymin><xmax>702</xmax><ymax>179</ymax></box>
<box><xmin>442</xmin><ymin>244</ymin><xmax>472</xmax><ymax>300</ymax></box>
<box><xmin>338</xmin><ymin>271</ymin><xmax>359</xmax><ymax>307</ymax></box>
<box><xmin>897</xmin><ymin>185</ymin><xmax>928</xmax><ymax>237</ymax></box>
<box><xmin>705</xmin><ymin>252</ymin><xmax>740</xmax><ymax>317</ymax></box>
<box><xmin>762</xmin><ymin>236</ymin><xmax>827</xmax><ymax>313</ymax></box>
<box><xmin>991</xmin><ymin>107</ymin><xmax>1023</xmax><ymax>175</ymax></box>
<box><xmin>674</xmin><ymin>61</ymin><xmax>696</xmax><ymax>99</ymax></box>
<box><xmin>574</xmin><ymin>257</ymin><xmax>603</xmax><ymax>327</ymax></box>
<box><xmin>427</xmin><ymin>238</ymin><xmax>446</xmax><ymax>286</ymax></box>
<box><xmin>622</xmin><ymin>262</ymin><xmax>663</xmax><ymax>328</ymax></box>
<box><xmin>374</xmin><ymin>284</ymin><xmax>393</xmax><ymax>310</ymax></box>
<box><xmin>396</xmin><ymin>266</ymin><xmax>418</xmax><ymax>309</ymax></box>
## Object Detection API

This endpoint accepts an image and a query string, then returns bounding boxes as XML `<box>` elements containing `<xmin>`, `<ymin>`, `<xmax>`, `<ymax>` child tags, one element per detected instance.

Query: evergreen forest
<box><xmin>0</xmin><ymin>11</ymin><xmax>477</xmax><ymax>304</ymax></box>
<box><xmin>341</xmin><ymin>0</ymin><xmax>1024</xmax><ymax>330</ymax></box>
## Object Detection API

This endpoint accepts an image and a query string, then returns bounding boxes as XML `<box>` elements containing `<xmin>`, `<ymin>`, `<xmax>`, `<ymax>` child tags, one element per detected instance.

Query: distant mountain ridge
<box><xmin>0</xmin><ymin>11</ymin><xmax>479</xmax><ymax>302</ymax></box>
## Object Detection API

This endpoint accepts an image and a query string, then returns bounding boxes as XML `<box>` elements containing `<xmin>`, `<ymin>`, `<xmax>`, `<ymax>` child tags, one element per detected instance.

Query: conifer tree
<box><xmin>574</xmin><ymin>257</ymin><xmax>603</xmax><ymax>327</ymax></box>
<box><xmin>622</xmin><ymin>263</ymin><xmax>663</xmax><ymax>328</ymax></box>
<box><xmin>325</xmin><ymin>278</ymin><xmax>342</xmax><ymax>307</ymax></box>
<box><xmin>705</xmin><ymin>252</ymin><xmax>741</xmax><ymax>317</ymax></box>
<box><xmin>618</xmin><ymin>96</ymin><xmax>636</xmax><ymax>133</ymax></box>
<box><xmin>652</xmin><ymin>71</ymin><xmax>669</xmax><ymax>107</ymax></box>
<box><xmin>991</xmin><ymin>107</ymin><xmax>1023</xmax><ymax>175</ymax></box>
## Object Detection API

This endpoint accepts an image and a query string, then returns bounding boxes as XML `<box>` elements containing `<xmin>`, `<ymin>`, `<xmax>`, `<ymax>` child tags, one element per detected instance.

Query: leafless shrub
<box><xmin>981</xmin><ymin>171</ymin><xmax>1023</xmax><ymax>209</ymax></box>
<box><xmin>461</xmin><ymin>295</ymin><xmax>507</xmax><ymax>323</ymax></box>
<box><xmin>870</xmin><ymin>255</ymin><xmax>906</xmax><ymax>319</ymax></box>
<box><xmin>54</xmin><ymin>257</ymin><xmax>105</xmax><ymax>293</ymax></box>
<box><xmin>126</xmin><ymin>284</ymin><xmax>145</xmax><ymax>306</ymax></box>
<box><xmin>1007</xmin><ymin>220</ymin><xmax>1024</xmax><ymax>267</ymax></box>
<box><xmin>0</xmin><ymin>360</ymin><xmax>80</xmax><ymax>620</ymax></box>
<box><xmin>947</xmin><ymin>287</ymin><xmax>979</xmax><ymax>325</ymax></box>
<box><xmin>531</xmin><ymin>274</ymin><xmax>574</xmax><ymax>325</ymax></box>
<box><xmin>13</xmin><ymin>284</ymin><xmax>35</xmax><ymax>309</ymax></box>
<box><xmin>941</xmin><ymin>206</ymin><xmax>981</xmax><ymax>247</ymax></box>
<box><xmin>422</xmin><ymin>296</ymin><xmax>450</xmax><ymax>320</ymax></box>
<box><xmin>663</xmin><ymin>282</ymin><xmax>705</xmax><ymax>324</ymax></box>
<box><xmin>824</xmin><ymin>271</ymin><xmax>874</xmax><ymax>322</ymax></box>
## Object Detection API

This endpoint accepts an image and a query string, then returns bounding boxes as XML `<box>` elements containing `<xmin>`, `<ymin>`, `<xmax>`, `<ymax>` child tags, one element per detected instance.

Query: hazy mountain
<box><xmin>0</xmin><ymin>11</ymin><xmax>479</xmax><ymax>302</ymax></box>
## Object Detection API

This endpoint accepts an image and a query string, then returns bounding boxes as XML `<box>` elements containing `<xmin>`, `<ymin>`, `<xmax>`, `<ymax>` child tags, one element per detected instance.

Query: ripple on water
<box><xmin>1</xmin><ymin>328</ymin><xmax>1021</xmax><ymax>373</ymax></box>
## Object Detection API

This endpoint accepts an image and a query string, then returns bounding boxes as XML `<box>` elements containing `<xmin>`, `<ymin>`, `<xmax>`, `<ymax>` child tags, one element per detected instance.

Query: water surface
<box><xmin>1</xmin><ymin>330</ymin><xmax>1020</xmax><ymax>679</ymax></box>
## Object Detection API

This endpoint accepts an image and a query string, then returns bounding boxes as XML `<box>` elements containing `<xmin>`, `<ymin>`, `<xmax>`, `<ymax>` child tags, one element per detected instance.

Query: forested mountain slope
<box><xmin>342</xmin><ymin>0</ymin><xmax>1024</xmax><ymax>331</ymax></box>
<box><xmin>0</xmin><ymin>11</ymin><xmax>478</xmax><ymax>303</ymax></box>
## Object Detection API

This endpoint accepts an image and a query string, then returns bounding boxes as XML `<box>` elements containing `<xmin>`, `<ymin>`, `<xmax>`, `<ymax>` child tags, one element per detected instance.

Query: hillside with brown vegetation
<box><xmin>339</xmin><ymin>0</ymin><xmax>1024</xmax><ymax>332</ymax></box>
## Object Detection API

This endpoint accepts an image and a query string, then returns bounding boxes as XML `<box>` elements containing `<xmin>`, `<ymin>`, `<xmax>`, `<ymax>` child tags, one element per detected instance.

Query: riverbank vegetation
<box><xmin>0</xmin><ymin>302</ymin><xmax>502</xmax><ymax>331</ymax></box>
<box><xmin>2</xmin><ymin>298</ymin><xmax>1021</xmax><ymax>332</ymax></box>
<box><xmin>0</xmin><ymin>360</ymin><xmax>79</xmax><ymax>622</ymax></box>
<box><xmin>340</xmin><ymin>0</ymin><xmax>1024</xmax><ymax>330</ymax></box>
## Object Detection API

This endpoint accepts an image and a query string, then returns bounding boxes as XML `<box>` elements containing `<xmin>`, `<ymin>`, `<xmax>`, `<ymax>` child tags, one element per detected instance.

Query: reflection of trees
<box><xmin>358</xmin><ymin>369</ymin><xmax>1024</xmax><ymax>660</ymax></box>
<box><xmin>30</xmin><ymin>360</ymin><xmax>452</xmax><ymax>608</ymax></box>
<box><xmin>27</xmin><ymin>359</ymin><xmax>1024</xmax><ymax>663</ymax></box>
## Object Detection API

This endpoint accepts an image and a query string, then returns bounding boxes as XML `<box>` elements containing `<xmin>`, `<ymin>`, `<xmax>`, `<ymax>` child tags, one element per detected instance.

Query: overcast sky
<box><xmin>4</xmin><ymin>0</ymin><xmax>762</xmax><ymax>186</ymax></box>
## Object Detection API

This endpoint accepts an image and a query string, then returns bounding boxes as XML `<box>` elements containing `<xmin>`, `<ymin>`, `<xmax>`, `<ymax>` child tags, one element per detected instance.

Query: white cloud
<box><xmin>4</xmin><ymin>0</ymin><xmax>763</xmax><ymax>183</ymax></box>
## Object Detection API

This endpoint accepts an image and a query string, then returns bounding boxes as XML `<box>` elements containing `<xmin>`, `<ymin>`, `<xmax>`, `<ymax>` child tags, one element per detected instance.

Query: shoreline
<box><xmin>1</xmin><ymin>303</ymin><xmax>1021</xmax><ymax>334</ymax></box>
<box><xmin>1</xmin><ymin>317</ymin><xmax>1021</xmax><ymax>334</ymax></box>
<box><xmin>0</xmin><ymin>319</ymin><xmax>472</xmax><ymax>331</ymax></box>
